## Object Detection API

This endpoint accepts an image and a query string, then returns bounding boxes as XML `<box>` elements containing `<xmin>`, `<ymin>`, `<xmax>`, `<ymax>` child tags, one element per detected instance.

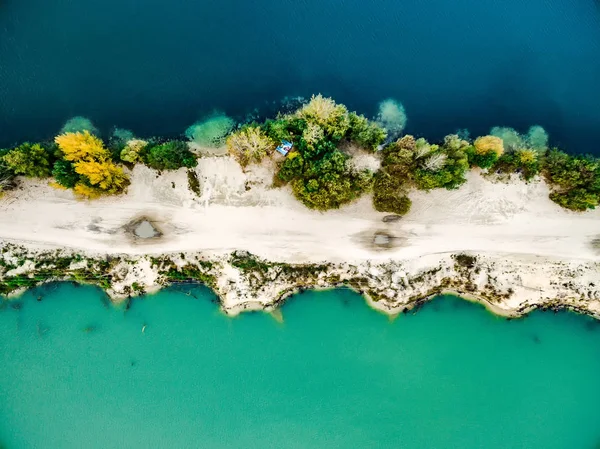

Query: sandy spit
<box><xmin>1</xmin><ymin>156</ymin><xmax>599</xmax><ymax>318</ymax></box>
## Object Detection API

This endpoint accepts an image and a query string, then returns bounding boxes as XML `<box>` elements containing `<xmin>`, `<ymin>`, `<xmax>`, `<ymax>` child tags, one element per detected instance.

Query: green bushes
<box><xmin>372</xmin><ymin>171</ymin><xmax>411</xmax><ymax>214</ymax></box>
<box><xmin>265</xmin><ymin>96</ymin><xmax>383</xmax><ymax>210</ymax></box>
<box><xmin>226</xmin><ymin>126</ymin><xmax>274</xmax><ymax>167</ymax></box>
<box><xmin>347</xmin><ymin>113</ymin><xmax>387</xmax><ymax>151</ymax></box>
<box><xmin>143</xmin><ymin>141</ymin><xmax>197</xmax><ymax>170</ymax></box>
<box><xmin>52</xmin><ymin>160</ymin><xmax>79</xmax><ymax>188</ymax></box>
<box><xmin>542</xmin><ymin>150</ymin><xmax>600</xmax><ymax>211</ymax></box>
<box><xmin>290</xmin><ymin>150</ymin><xmax>373</xmax><ymax>210</ymax></box>
<box><xmin>491</xmin><ymin>150</ymin><xmax>540</xmax><ymax>180</ymax></box>
<box><xmin>372</xmin><ymin>134</ymin><xmax>470</xmax><ymax>215</ymax></box>
<box><xmin>1</xmin><ymin>143</ymin><xmax>54</xmax><ymax>178</ymax></box>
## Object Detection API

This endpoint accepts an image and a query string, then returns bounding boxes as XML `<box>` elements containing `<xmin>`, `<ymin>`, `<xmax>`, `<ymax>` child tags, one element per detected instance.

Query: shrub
<box><xmin>0</xmin><ymin>161</ymin><xmax>17</xmax><ymax>195</ymax></box>
<box><xmin>373</xmin><ymin>171</ymin><xmax>412</xmax><ymax>214</ymax></box>
<box><xmin>302</xmin><ymin>123</ymin><xmax>325</xmax><ymax>146</ymax></box>
<box><xmin>295</xmin><ymin>94</ymin><xmax>350</xmax><ymax>141</ymax></box>
<box><xmin>226</xmin><ymin>126</ymin><xmax>274</xmax><ymax>167</ymax></box>
<box><xmin>377</xmin><ymin>134</ymin><xmax>469</xmax><ymax>196</ymax></box>
<box><xmin>466</xmin><ymin>145</ymin><xmax>499</xmax><ymax>169</ymax></box>
<box><xmin>52</xmin><ymin>160</ymin><xmax>79</xmax><ymax>188</ymax></box>
<box><xmin>549</xmin><ymin>189</ymin><xmax>599</xmax><ymax>211</ymax></box>
<box><xmin>474</xmin><ymin>135</ymin><xmax>504</xmax><ymax>157</ymax></box>
<box><xmin>278</xmin><ymin>152</ymin><xmax>304</xmax><ymax>182</ymax></box>
<box><xmin>542</xmin><ymin>150</ymin><xmax>600</xmax><ymax>211</ymax></box>
<box><xmin>120</xmin><ymin>139</ymin><xmax>147</xmax><ymax>163</ymax></box>
<box><xmin>262</xmin><ymin>118</ymin><xmax>307</xmax><ymax>143</ymax></box>
<box><xmin>348</xmin><ymin>113</ymin><xmax>387</xmax><ymax>151</ymax></box>
<box><xmin>373</xmin><ymin>194</ymin><xmax>411</xmax><ymax>215</ymax></box>
<box><xmin>144</xmin><ymin>141</ymin><xmax>197</xmax><ymax>170</ymax></box>
<box><xmin>290</xmin><ymin>150</ymin><xmax>372</xmax><ymax>210</ymax></box>
<box><xmin>2</xmin><ymin>143</ymin><xmax>53</xmax><ymax>178</ymax></box>
<box><xmin>491</xmin><ymin>151</ymin><xmax>540</xmax><ymax>180</ymax></box>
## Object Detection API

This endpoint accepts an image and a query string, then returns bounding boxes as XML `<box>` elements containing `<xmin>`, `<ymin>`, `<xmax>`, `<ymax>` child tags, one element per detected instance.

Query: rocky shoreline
<box><xmin>2</xmin><ymin>242</ymin><xmax>599</xmax><ymax>320</ymax></box>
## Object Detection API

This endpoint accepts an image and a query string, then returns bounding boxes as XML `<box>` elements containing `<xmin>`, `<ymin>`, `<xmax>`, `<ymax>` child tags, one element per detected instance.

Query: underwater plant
<box><xmin>376</xmin><ymin>99</ymin><xmax>407</xmax><ymax>140</ymax></box>
<box><xmin>185</xmin><ymin>113</ymin><xmax>235</xmax><ymax>148</ymax></box>
<box><xmin>60</xmin><ymin>116</ymin><xmax>99</xmax><ymax>136</ymax></box>
<box><xmin>490</xmin><ymin>125</ymin><xmax>549</xmax><ymax>153</ymax></box>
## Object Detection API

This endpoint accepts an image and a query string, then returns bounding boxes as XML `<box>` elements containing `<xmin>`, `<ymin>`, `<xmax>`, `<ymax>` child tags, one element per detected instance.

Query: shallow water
<box><xmin>1</xmin><ymin>0</ymin><xmax>600</xmax><ymax>150</ymax></box>
<box><xmin>1</xmin><ymin>284</ymin><xmax>600</xmax><ymax>448</ymax></box>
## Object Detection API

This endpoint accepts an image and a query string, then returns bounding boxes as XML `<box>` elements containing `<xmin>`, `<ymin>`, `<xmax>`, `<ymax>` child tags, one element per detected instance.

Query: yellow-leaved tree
<box><xmin>55</xmin><ymin>131</ymin><xmax>109</xmax><ymax>162</ymax></box>
<box><xmin>54</xmin><ymin>131</ymin><xmax>129</xmax><ymax>198</ymax></box>
<box><xmin>474</xmin><ymin>135</ymin><xmax>504</xmax><ymax>156</ymax></box>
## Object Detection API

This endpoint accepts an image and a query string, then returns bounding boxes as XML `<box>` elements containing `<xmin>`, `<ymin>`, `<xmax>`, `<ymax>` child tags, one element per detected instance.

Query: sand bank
<box><xmin>1</xmin><ymin>156</ymin><xmax>599</xmax><ymax>318</ymax></box>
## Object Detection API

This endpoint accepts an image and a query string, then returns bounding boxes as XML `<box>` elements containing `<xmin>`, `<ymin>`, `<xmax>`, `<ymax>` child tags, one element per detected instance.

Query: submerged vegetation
<box><xmin>0</xmin><ymin>95</ymin><xmax>599</xmax><ymax>212</ymax></box>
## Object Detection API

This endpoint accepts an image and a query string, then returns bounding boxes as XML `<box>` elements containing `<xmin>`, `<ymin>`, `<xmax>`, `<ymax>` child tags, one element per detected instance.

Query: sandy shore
<box><xmin>1</xmin><ymin>156</ymin><xmax>599</xmax><ymax>318</ymax></box>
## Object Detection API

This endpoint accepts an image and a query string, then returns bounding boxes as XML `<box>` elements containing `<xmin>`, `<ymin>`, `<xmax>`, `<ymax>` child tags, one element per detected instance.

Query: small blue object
<box><xmin>275</xmin><ymin>140</ymin><xmax>293</xmax><ymax>156</ymax></box>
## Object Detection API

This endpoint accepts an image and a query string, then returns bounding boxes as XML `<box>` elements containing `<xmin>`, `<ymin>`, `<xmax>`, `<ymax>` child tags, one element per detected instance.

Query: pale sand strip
<box><xmin>0</xmin><ymin>156</ymin><xmax>599</xmax><ymax>316</ymax></box>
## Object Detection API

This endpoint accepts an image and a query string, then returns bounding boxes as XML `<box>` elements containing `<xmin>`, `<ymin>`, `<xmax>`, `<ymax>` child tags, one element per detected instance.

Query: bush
<box><xmin>52</xmin><ymin>160</ymin><xmax>79</xmax><ymax>188</ymax></box>
<box><xmin>1</xmin><ymin>143</ymin><xmax>53</xmax><ymax>178</ymax></box>
<box><xmin>374</xmin><ymin>133</ymin><xmax>469</xmax><ymax>208</ymax></box>
<box><xmin>144</xmin><ymin>141</ymin><xmax>197</xmax><ymax>170</ymax></box>
<box><xmin>466</xmin><ymin>145</ymin><xmax>499</xmax><ymax>169</ymax></box>
<box><xmin>541</xmin><ymin>150</ymin><xmax>600</xmax><ymax>211</ymax></box>
<box><xmin>0</xmin><ymin>160</ymin><xmax>17</xmax><ymax>195</ymax></box>
<box><xmin>278</xmin><ymin>152</ymin><xmax>304</xmax><ymax>182</ymax></box>
<box><xmin>227</xmin><ymin>126</ymin><xmax>274</xmax><ymax>167</ymax></box>
<box><xmin>262</xmin><ymin>118</ymin><xmax>307</xmax><ymax>143</ymax></box>
<box><xmin>491</xmin><ymin>151</ymin><xmax>540</xmax><ymax>180</ymax></box>
<box><xmin>120</xmin><ymin>139</ymin><xmax>147</xmax><ymax>163</ymax></box>
<box><xmin>373</xmin><ymin>194</ymin><xmax>412</xmax><ymax>215</ymax></box>
<box><xmin>474</xmin><ymin>135</ymin><xmax>504</xmax><ymax>157</ymax></box>
<box><xmin>295</xmin><ymin>94</ymin><xmax>350</xmax><ymax>141</ymax></box>
<box><xmin>290</xmin><ymin>150</ymin><xmax>372</xmax><ymax>210</ymax></box>
<box><xmin>542</xmin><ymin>150</ymin><xmax>600</xmax><ymax>191</ymax></box>
<box><xmin>348</xmin><ymin>113</ymin><xmax>387</xmax><ymax>151</ymax></box>
<box><xmin>549</xmin><ymin>189</ymin><xmax>599</xmax><ymax>211</ymax></box>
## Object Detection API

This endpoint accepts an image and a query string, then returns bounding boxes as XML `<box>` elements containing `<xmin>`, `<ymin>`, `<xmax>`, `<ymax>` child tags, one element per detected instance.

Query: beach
<box><xmin>1</xmin><ymin>156</ymin><xmax>599</xmax><ymax>318</ymax></box>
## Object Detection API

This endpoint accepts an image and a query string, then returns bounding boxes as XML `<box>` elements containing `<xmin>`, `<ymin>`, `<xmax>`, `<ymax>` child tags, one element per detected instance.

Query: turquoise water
<box><xmin>1</xmin><ymin>284</ymin><xmax>600</xmax><ymax>448</ymax></box>
<box><xmin>1</xmin><ymin>0</ymin><xmax>600</xmax><ymax>150</ymax></box>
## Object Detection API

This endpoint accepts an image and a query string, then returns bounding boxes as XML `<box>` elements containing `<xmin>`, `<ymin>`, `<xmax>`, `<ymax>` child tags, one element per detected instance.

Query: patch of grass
<box><xmin>453</xmin><ymin>254</ymin><xmax>477</xmax><ymax>269</ymax></box>
<box><xmin>162</xmin><ymin>263</ymin><xmax>216</xmax><ymax>287</ymax></box>
<box><xmin>230</xmin><ymin>251</ymin><xmax>271</xmax><ymax>274</ymax></box>
<box><xmin>187</xmin><ymin>169</ymin><xmax>201</xmax><ymax>196</ymax></box>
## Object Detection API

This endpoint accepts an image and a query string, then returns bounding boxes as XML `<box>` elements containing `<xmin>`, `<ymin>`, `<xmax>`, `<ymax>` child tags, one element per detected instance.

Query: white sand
<box><xmin>1</xmin><ymin>156</ymin><xmax>599</xmax><ymax>316</ymax></box>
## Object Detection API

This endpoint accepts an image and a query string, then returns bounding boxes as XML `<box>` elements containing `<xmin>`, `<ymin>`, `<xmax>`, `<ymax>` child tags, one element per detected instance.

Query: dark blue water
<box><xmin>1</xmin><ymin>0</ymin><xmax>599</xmax><ymax>150</ymax></box>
